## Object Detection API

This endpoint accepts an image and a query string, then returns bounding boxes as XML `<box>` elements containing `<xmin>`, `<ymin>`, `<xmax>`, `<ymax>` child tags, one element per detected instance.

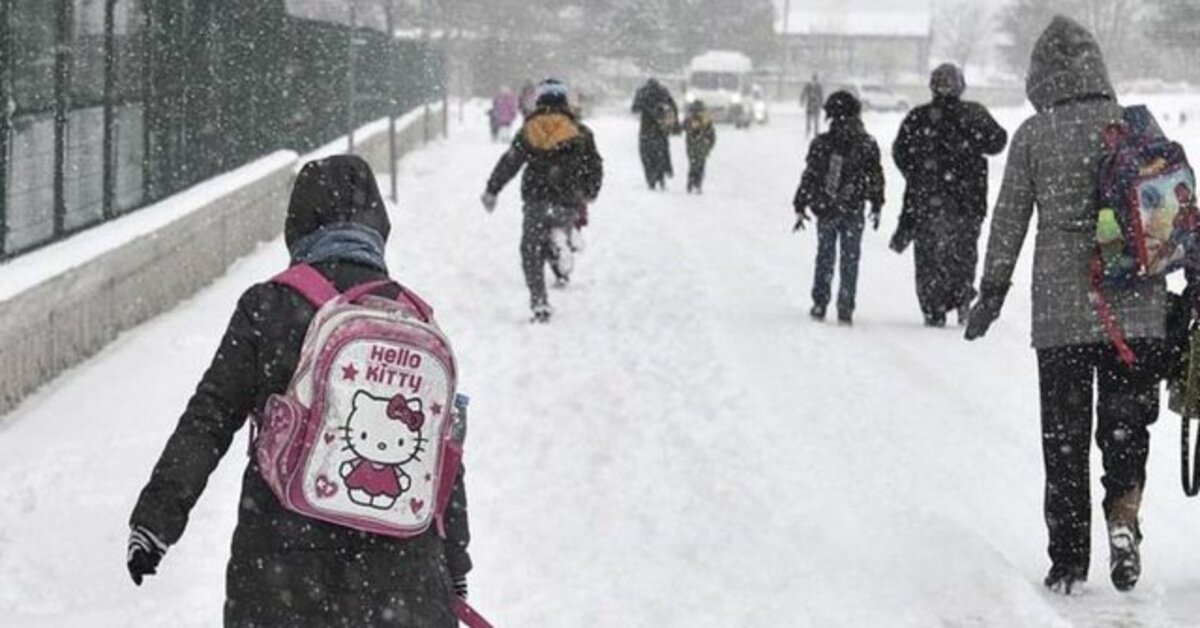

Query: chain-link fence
<box><xmin>0</xmin><ymin>0</ymin><xmax>443</xmax><ymax>259</ymax></box>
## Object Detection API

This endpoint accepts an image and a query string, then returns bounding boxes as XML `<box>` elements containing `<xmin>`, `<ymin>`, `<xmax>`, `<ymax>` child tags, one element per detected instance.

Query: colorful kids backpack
<box><xmin>253</xmin><ymin>263</ymin><xmax>465</xmax><ymax>540</ymax></box>
<box><xmin>1091</xmin><ymin>105</ymin><xmax>1200</xmax><ymax>364</ymax></box>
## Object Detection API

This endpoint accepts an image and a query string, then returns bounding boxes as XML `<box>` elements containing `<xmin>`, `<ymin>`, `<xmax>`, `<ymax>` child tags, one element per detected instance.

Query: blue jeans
<box><xmin>812</xmin><ymin>213</ymin><xmax>864</xmax><ymax>315</ymax></box>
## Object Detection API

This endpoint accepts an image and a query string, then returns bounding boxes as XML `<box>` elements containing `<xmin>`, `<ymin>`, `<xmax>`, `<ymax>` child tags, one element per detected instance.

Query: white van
<box><xmin>685</xmin><ymin>51</ymin><xmax>754</xmax><ymax>127</ymax></box>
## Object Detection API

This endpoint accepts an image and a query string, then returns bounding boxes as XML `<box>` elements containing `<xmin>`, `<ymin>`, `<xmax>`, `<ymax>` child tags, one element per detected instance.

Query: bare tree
<box><xmin>933</xmin><ymin>0</ymin><xmax>994</xmax><ymax>72</ymax></box>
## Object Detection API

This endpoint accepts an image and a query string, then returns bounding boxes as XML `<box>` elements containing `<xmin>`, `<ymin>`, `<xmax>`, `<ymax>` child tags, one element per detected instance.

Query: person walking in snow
<box><xmin>683</xmin><ymin>100</ymin><xmax>717</xmax><ymax>194</ymax></box>
<box><xmin>891</xmin><ymin>63</ymin><xmax>1008</xmax><ymax>327</ymax></box>
<box><xmin>482</xmin><ymin>79</ymin><xmax>604</xmax><ymax>323</ymax></box>
<box><xmin>631</xmin><ymin>78</ymin><xmax>679</xmax><ymax>190</ymax></box>
<box><xmin>127</xmin><ymin>155</ymin><xmax>473</xmax><ymax>626</ymax></box>
<box><xmin>488</xmin><ymin>87</ymin><xmax>520</xmax><ymax>142</ymax></box>
<box><xmin>800</xmin><ymin>74</ymin><xmax>825</xmax><ymax>139</ymax></box>
<box><xmin>793</xmin><ymin>91</ymin><xmax>885</xmax><ymax>325</ymax></box>
<box><xmin>965</xmin><ymin>16</ymin><xmax>1183</xmax><ymax>595</ymax></box>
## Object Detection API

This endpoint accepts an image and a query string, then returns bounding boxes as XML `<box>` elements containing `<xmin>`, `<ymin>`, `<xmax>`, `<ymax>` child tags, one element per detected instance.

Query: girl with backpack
<box><xmin>964</xmin><ymin>16</ymin><xmax>1197</xmax><ymax>595</ymax></box>
<box><xmin>792</xmin><ymin>91</ymin><xmax>885</xmax><ymax>325</ymax></box>
<box><xmin>127</xmin><ymin>155</ymin><xmax>475</xmax><ymax>627</ymax></box>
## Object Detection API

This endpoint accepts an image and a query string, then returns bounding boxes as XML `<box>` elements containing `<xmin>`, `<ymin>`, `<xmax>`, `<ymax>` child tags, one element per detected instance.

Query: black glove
<box><xmin>964</xmin><ymin>283</ymin><xmax>1010</xmax><ymax>341</ymax></box>
<box><xmin>793</xmin><ymin>210</ymin><xmax>810</xmax><ymax>232</ymax></box>
<box><xmin>869</xmin><ymin>204</ymin><xmax>881</xmax><ymax>231</ymax></box>
<box><xmin>127</xmin><ymin>525</ymin><xmax>168</xmax><ymax>586</ymax></box>
<box><xmin>452</xmin><ymin>574</ymin><xmax>468</xmax><ymax>599</ymax></box>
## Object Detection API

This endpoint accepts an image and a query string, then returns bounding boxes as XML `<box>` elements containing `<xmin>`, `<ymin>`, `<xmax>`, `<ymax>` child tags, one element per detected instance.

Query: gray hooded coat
<box><xmin>978</xmin><ymin>16</ymin><xmax>1166</xmax><ymax>349</ymax></box>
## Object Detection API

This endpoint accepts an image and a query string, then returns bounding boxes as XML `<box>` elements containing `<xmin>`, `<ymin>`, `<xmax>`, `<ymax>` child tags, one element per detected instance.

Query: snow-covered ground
<box><xmin>3</xmin><ymin>97</ymin><xmax>1200</xmax><ymax>627</ymax></box>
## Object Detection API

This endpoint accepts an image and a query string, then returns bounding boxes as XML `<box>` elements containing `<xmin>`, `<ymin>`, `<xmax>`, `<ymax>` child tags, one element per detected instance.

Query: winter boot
<box><xmin>1107</xmin><ymin>488</ymin><xmax>1143</xmax><ymax>592</ymax></box>
<box><xmin>1044</xmin><ymin>563</ymin><xmax>1087</xmax><ymax>595</ymax></box>
<box><xmin>924</xmin><ymin>311</ymin><xmax>947</xmax><ymax>328</ymax></box>
<box><xmin>810</xmin><ymin>304</ymin><xmax>827</xmax><ymax>321</ymax></box>
<box><xmin>548</xmin><ymin>227</ymin><xmax>574</xmax><ymax>284</ymax></box>
<box><xmin>956</xmin><ymin>304</ymin><xmax>970</xmax><ymax>327</ymax></box>
<box><xmin>531</xmin><ymin>301</ymin><xmax>553</xmax><ymax>324</ymax></box>
<box><xmin>838</xmin><ymin>310</ymin><xmax>853</xmax><ymax>326</ymax></box>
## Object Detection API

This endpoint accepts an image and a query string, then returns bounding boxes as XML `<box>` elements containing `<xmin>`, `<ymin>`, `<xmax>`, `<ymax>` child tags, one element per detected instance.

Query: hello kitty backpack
<box><xmin>253</xmin><ymin>263</ymin><xmax>465</xmax><ymax>540</ymax></box>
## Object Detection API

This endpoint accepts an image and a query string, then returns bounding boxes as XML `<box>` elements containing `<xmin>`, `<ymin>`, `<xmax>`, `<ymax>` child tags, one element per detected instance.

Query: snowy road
<box><xmin>3</xmin><ymin>101</ymin><xmax>1200</xmax><ymax>627</ymax></box>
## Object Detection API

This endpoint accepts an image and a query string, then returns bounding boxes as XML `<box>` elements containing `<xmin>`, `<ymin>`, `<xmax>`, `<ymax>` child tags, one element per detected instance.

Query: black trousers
<box><xmin>1036</xmin><ymin>341</ymin><xmax>1161</xmax><ymax>575</ymax></box>
<box><xmin>521</xmin><ymin>203</ymin><xmax>577</xmax><ymax>308</ymax></box>
<box><xmin>687</xmin><ymin>154</ymin><xmax>708</xmax><ymax>191</ymax></box>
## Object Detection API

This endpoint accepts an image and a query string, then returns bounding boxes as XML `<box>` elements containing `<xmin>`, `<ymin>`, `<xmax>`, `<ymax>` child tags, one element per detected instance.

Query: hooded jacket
<box><xmin>130</xmin><ymin>155</ymin><xmax>470</xmax><ymax>627</ymax></box>
<box><xmin>893</xmin><ymin>94</ymin><xmax>1007</xmax><ymax>225</ymax></box>
<box><xmin>486</xmin><ymin>105</ymin><xmax>604</xmax><ymax>207</ymax></box>
<box><xmin>794</xmin><ymin>117</ymin><xmax>885</xmax><ymax>219</ymax></box>
<box><xmin>978</xmin><ymin>16</ymin><xmax>1166</xmax><ymax>349</ymax></box>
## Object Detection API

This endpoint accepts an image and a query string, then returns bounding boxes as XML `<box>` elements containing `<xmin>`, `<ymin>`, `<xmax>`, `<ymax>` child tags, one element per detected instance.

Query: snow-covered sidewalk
<box><xmin>2</xmin><ymin>101</ymin><xmax>1200</xmax><ymax>627</ymax></box>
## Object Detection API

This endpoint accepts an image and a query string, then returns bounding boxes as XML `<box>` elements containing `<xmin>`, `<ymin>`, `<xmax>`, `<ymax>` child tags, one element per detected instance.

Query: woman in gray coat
<box><xmin>964</xmin><ymin>16</ymin><xmax>1170</xmax><ymax>595</ymax></box>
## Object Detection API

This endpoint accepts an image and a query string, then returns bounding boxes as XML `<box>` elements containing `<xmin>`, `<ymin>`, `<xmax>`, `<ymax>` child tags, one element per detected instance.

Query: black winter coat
<box><xmin>486</xmin><ymin>106</ymin><xmax>604</xmax><ymax>207</ymax></box>
<box><xmin>794</xmin><ymin>119</ymin><xmax>885</xmax><ymax>219</ymax></box>
<box><xmin>130</xmin><ymin>156</ymin><xmax>470</xmax><ymax>627</ymax></box>
<box><xmin>631</xmin><ymin>81</ymin><xmax>679</xmax><ymax>138</ymax></box>
<box><xmin>892</xmin><ymin>96</ymin><xmax>1007</xmax><ymax>232</ymax></box>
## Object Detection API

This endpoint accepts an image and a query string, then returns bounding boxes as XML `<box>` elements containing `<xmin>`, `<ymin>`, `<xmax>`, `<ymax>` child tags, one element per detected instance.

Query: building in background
<box><xmin>778</xmin><ymin>9</ymin><xmax>932</xmax><ymax>86</ymax></box>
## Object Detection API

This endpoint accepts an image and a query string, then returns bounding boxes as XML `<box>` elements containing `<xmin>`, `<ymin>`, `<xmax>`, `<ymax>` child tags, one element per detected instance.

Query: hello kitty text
<box><xmin>365</xmin><ymin>345</ymin><xmax>424</xmax><ymax>393</ymax></box>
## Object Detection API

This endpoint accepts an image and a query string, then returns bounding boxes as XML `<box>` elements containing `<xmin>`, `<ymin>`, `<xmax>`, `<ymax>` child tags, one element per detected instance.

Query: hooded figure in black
<box><xmin>892</xmin><ymin>63</ymin><xmax>1008</xmax><ymax>327</ymax></box>
<box><xmin>793</xmin><ymin>91</ymin><xmax>885</xmax><ymax>325</ymax></box>
<box><xmin>631</xmin><ymin>78</ymin><xmax>679</xmax><ymax>190</ymax></box>
<box><xmin>482</xmin><ymin>79</ymin><xmax>604</xmax><ymax>322</ymax></box>
<box><xmin>128</xmin><ymin>155</ymin><xmax>471</xmax><ymax>627</ymax></box>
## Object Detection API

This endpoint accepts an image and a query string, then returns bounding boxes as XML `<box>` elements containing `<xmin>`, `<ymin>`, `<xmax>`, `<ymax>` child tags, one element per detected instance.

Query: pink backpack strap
<box><xmin>272</xmin><ymin>264</ymin><xmax>434</xmax><ymax>322</ymax></box>
<box><xmin>453</xmin><ymin>598</ymin><xmax>494</xmax><ymax>628</ymax></box>
<box><xmin>396</xmin><ymin>286</ymin><xmax>434</xmax><ymax>322</ymax></box>
<box><xmin>271</xmin><ymin>264</ymin><xmax>340</xmax><ymax>307</ymax></box>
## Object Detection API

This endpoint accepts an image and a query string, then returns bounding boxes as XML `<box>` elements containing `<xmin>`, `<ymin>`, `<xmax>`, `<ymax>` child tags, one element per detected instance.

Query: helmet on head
<box><xmin>930</xmin><ymin>63</ymin><xmax>966</xmax><ymax>98</ymax></box>
<box><xmin>535</xmin><ymin>78</ymin><xmax>570</xmax><ymax>108</ymax></box>
<box><xmin>823</xmin><ymin>90</ymin><xmax>861</xmax><ymax>120</ymax></box>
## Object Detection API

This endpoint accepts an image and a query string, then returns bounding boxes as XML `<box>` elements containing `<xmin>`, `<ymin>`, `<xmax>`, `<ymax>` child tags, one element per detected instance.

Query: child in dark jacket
<box><xmin>792</xmin><ymin>91</ymin><xmax>885</xmax><ymax>325</ymax></box>
<box><xmin>683</xmin><ymin>100</ymin><xmax>717</xmax><ymax>194</ymax></box>
<box><xmin>482</xmin><ymin>78</ymin><xmax>604</xmax><ymax>323</ymax></box>
<box><xmin>127</xmin><ymin>155</ymin><xmax>472</xmax><ymax>627</ymax></box>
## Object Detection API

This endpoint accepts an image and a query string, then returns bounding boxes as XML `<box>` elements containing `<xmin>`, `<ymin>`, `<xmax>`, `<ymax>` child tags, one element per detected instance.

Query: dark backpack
<box><xmin>810</xmin><ymin>135</ymin><xmax>868</xmax><ymax>218</ymax></box>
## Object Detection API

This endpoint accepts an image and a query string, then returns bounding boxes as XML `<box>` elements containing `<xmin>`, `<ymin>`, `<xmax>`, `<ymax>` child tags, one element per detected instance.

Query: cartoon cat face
<box><xmin>342</xmin><ymin>391</ymin><xmax>427</xmax><ymax>466</ymax></box>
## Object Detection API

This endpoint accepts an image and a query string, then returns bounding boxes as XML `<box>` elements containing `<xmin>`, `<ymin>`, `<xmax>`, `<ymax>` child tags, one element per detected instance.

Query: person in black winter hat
<box><xmin>128</xmin><ymin>155</ymin><xmax>473</xmax><ymax>627</ymax></box>
<box><xmin>793</xmin><ymin>90</ymin><xmax>885</xmax><ymax>325</ymax></box>
<box><xmin>483</xmin><ymin>79</ymin><xmax>604</xmax><ymax>322</ymax></box>
<box><xmin>892</xmin><ymin>63</ymin><xmax>1008</xmax><ymax>327</ymax></box>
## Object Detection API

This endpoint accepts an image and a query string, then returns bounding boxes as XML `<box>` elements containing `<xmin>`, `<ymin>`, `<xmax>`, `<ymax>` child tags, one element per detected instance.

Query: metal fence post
<box><xmin>384</xmin><ymin>0</ymin><xmax>397</xmax><ymax>202</ymax></box>
<box><xmin>102</xmin><ymin>0</ymin><xmax>117</xmax><ymax>219</ymax></box>
<box><xmin>0</xmin><ymin>0</ymin><xmax>11</xmax><ymax>257</ymax></box>
<box><xmin>0</xmin><ymin>0</ymin><xmax>11</xmax><ymax>258</ymax></box>
<box><xmin>346</xmin><ymin>1</ymin><xmax>357</xmax><ymax>153</ymax></box>
<box><xmin>52</xmin><ymin>0</ymin><xmax>72</xmax><ymax>237</ymax></box>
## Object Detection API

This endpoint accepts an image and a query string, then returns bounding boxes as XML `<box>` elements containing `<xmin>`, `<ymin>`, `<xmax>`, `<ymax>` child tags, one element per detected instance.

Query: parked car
<box><xmin>850</xmin><ymin>84</ymin><xmax>910</xmax><ymax>112</ymax></box>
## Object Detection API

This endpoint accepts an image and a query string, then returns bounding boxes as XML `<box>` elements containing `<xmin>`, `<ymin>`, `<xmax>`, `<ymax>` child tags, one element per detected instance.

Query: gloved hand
<box><xmin>452</xmin><ymin>574</ymin><xmax>468</xmax><ymax>599</ymax></box>
<box><xmin>964</xmin><ymin>283</ymin><xmax>1010</xmax><ymax>341</ymax></box>
<box><xmin>481</xmin><ymin>192</ymin><xmax>497</xmax><ymax>213</ymax></box>
<box><xmin>869</xmin><ymin>204</ymin><xmax>881</xmax><ymax>231</ymax></box>
<box><xmin>889</xmin><ymin>227</ymin><xmax>912</xmax><ymax>253</ymax></box>
<box><xmin>793</xmin><ymin>210</ymin><xmax>810</xmax><ymax>232</ymax></box>
<box><xmin>127</xmin><ymin>525</ymin><xmax>168</xmax><ymax>586</ymax></box>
